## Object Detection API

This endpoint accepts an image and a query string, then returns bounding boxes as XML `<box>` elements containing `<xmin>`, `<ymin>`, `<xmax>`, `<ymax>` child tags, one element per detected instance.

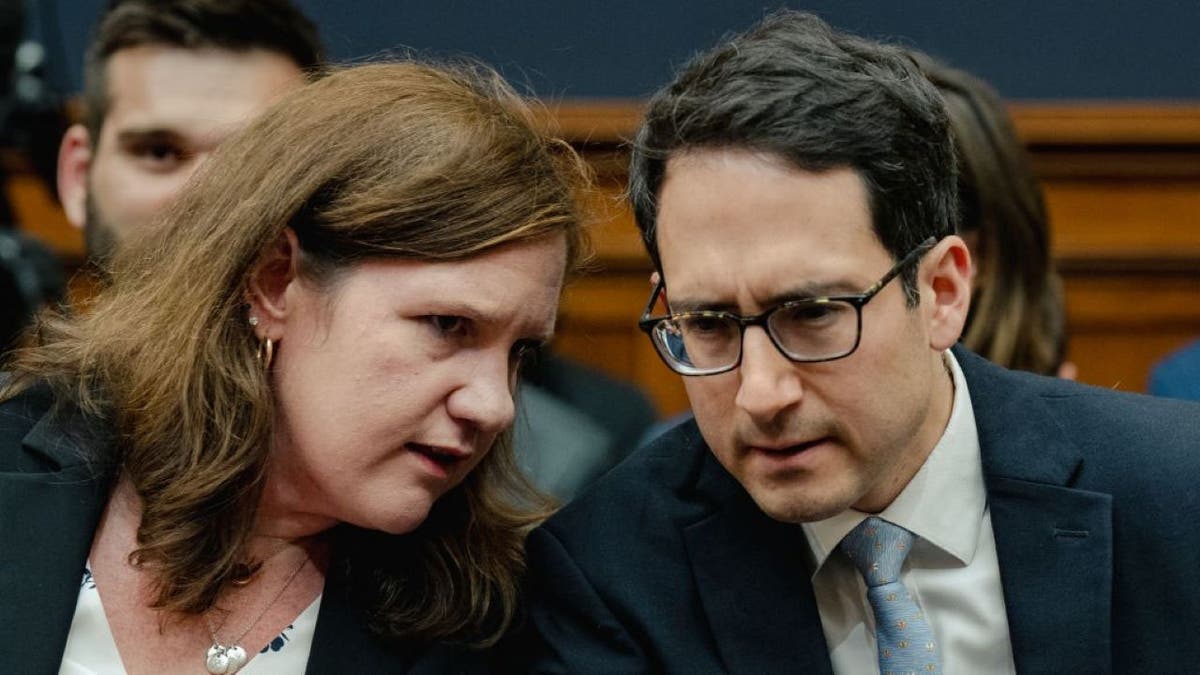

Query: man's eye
<box><xmin>786</xmin><ymin>304</ymin><xmax>834</xmax><ymax>321</ymax></box>
<box><xmin>129</xmin><ymin>142</ymin><xmax>186</xmax><ymax>170</ymax></box>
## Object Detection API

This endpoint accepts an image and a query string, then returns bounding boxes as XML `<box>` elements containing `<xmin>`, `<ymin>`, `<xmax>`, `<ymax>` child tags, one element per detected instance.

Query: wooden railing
<box><xmin>12</xmin><ymin>102</ymin><xmax>1200</xmax><ymax>417</ymax></box>
<box><xmin>547</xmin><ymin>101</ymin><xmax>1200</xmax><ymax>415</ymax></box>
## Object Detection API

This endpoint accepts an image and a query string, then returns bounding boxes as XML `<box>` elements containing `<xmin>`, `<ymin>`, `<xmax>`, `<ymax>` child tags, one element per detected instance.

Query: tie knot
<box><xmin>838</xmin><ymin>516</ymin><xmax>915</xmax><ymax>587</ymax></box>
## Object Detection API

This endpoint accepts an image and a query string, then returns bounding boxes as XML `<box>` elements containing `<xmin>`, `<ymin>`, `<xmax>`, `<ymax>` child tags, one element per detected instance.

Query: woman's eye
<box><xmin>427</xmin><ymin>315</ymin><xmax>467</xmax><ymax>336</ymax></box>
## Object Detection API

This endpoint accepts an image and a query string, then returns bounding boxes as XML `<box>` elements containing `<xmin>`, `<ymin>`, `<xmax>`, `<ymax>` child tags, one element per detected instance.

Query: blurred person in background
<box><xmin>910</xmin><ymin>51</ymin><xmax>1074</xmax><ymax>379</ymax></box>
<box><xmin>1</xmin><ymin>61</ymin><xmax>589</xmax><ymax>673</ymax></box>
<box><xmin>56</xmin><ymin>0</ymin><xmax>322</xmax><ymax>272</ymax></box>
<box><xmin>0</xmin><ymin>0</ymin><xmax>66</xmax><ymax>354</ymax></box>
<box><xmin>1148</xmin><ymin>339</ymin><xmax>1200</xmax><ymax>400</ymax></box>
<box><xmin>514</xmin><ymin>350</ymin><xmax>657</xmax><ymax>501</ymax></box>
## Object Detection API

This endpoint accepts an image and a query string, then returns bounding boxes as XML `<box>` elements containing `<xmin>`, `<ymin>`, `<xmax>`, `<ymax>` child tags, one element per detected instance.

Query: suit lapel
<box><xmin>683</xmin><ymin>452</ymin><xmax>833</xmax><ymax>674</ymax></box>
<box><xmin>0</xmin><ymin>406</ymin><xmax>112</xmax><ymax>670</ymax></box>
<box><xmin>987</xmin><ymin>476</ymin><xmax>1112</xmax><ymax>673</ymax></box>
<box><xmin>960</xmin><ymin>347</ymin><xmax>1113</xmax><ymax>674</ymax></box>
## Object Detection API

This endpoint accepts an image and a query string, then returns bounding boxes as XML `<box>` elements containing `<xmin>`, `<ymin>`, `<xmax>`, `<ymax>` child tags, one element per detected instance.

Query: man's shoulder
<box><xmin>959</xmin><ymin>345</ymin><xmax>1200</xmax><ymax>432</ymax></box>
<box><xmin>958</xmin><ymin>346</ymin><xmax>1200</xmax><ymax>488</ymax></box>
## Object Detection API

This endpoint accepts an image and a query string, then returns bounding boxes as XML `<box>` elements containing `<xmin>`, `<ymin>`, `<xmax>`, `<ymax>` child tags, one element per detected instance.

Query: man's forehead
<box><xmin>654</xmin><ymin>152</ymin><xmax>891</xmax><ymax>309</ymax></box>
<box><xmin>101</xmin><ymin>44</ymin><xmax>304</xmax><ymax>141</ymax></box>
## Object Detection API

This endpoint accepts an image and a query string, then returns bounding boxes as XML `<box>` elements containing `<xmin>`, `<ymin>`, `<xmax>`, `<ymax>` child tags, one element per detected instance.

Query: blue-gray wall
<box><xmin>37</xmin><ymin>0</ymin><xmax>1200</xmax><ymax>100</ymax></box>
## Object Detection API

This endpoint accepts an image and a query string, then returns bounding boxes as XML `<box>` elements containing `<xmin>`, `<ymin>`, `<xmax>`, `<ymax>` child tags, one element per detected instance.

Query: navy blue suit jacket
<box><xmin>518</xmin><ymin>347</ymin><xmax>1200</xmax><ymax>673</ymax></box>
<box><xmin>0</xmin><ymin>386</ymin><xmax>488</xmax><ymax>674</ymax></box>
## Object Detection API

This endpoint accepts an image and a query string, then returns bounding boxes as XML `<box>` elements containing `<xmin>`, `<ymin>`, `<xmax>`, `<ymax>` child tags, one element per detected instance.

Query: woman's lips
<box><xmin>407</xmin><ymin>443</ymin><xmax>468</xmax><ymax>475</ymax></box>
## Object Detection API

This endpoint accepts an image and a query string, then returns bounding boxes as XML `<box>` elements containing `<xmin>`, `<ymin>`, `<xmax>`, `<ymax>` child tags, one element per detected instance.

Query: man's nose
<box><xmin>734</xmin><ymin>325</ymin><xmax>803</xmax><ymax>422</ymax></box>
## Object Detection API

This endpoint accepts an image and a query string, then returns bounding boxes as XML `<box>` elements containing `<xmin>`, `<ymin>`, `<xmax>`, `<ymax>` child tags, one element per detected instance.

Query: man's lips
<box><xmin>746</xmin><ymin>437</ymin><xmax>830</xmax><ymax>455</ymax></box>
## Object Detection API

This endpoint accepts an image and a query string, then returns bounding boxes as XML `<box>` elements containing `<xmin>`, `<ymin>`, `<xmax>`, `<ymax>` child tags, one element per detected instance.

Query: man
<box><xmin>520</xmin><ymin>11</ymin><xmax>1200</xmax><ymax>673</ymax></box>
<box><xmin>56</xmin><ymin>0</ymin><xmax>323</xmax><ymax>268</ymax></box>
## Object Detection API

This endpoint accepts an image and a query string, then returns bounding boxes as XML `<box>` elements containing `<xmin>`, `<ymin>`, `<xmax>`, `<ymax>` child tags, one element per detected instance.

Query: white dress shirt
<box><xmin>801</xmin><ymin>351</ymin><xmax>1017</xmax><ymax>674</ymax></box>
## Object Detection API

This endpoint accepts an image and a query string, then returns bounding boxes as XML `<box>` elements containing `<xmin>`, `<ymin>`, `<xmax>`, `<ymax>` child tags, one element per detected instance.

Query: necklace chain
<box><xmin>203</xmin><ymin>554</ymin><xmax>309</xmax><ymax>671</ymax></box>
<box><xmin>229</xmin><ymin>539</ymin><xmax>296</xmax><ymax>587</ymax></box>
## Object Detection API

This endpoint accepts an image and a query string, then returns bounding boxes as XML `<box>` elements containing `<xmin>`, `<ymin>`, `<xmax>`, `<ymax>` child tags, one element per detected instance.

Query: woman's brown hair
<box><xmin>4</xmin><ymin>60</ymin><xmax>589</xmax><ymax>646</ymax></box>
<box><xmin>911</xmin><ymin>52</ymin><xmax>1067</xmax><ymax>375</ymax></box>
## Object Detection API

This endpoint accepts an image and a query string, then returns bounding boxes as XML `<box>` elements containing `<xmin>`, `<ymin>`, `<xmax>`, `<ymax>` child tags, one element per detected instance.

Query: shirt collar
<box><xmin>802</xmin><ymin>350</ymin><xmax>986</xmax><ymax>575</ymax></box>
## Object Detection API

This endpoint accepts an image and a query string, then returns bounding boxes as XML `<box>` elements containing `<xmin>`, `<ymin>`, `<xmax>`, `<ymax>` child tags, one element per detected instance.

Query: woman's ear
<box><xmin>922</xmin><ymin>235</ymin><xmax>973</xmax><ymax>351</ymax></box>
<box><xmin>246</xmin><ymin>229</ymin><xmax>301</xmax><ymax>337</ymax></box>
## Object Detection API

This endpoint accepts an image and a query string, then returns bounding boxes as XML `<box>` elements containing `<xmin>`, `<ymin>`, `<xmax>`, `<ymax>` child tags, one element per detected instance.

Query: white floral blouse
<box><xmin>59</xmin><ymin>564</ymin><xmax>321</xmax><ymax>674</ymax></box>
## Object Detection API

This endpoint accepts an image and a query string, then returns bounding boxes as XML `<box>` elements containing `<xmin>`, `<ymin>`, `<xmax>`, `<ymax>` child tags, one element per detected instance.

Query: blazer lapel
<box><xmin>961</xmin><ymin>348</ymin><xmax>1113</xmax><ymax>674</ymax></box>
<box><xmin>683</xmin><ymin>453</ymin><xmax>833</xmax><ymax>675</ymax></box>
<box><xmin>0</xmin><ymin>407</ymin><xmax>111</xmax><ymax>670</ymax></box>
<box><xmin>306</xmin><ymin>554</ymin><xmax>407</xmax><ymax>673</ymax></box>
<box><xmin>306</xmin><ymin>555</ymin><xmax>489</xmax><ymax>674</ymax></box>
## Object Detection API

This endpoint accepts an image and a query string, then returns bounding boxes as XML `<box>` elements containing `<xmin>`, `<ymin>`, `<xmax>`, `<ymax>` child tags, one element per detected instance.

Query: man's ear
<box><xmin>921</xmin><ymin>235</ymin><xmax>972</xmax><ymax>351</ymax></box>
<box><xmin>648</xmin><ymin>270</ymin><xmax>671</xmax><ymax>312</ymax></box>
<box><xmin>246</xmin><ymin>228</ymin><xmax>301</xmax><ymax>337</ymax></box>
<box><xmin>57</xmin><ymin>124</ymin><xmax>92</xmax><ymax>228</ymax></box>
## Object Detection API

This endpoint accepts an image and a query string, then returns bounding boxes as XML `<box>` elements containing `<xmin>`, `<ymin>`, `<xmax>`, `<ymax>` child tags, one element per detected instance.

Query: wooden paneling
<box><xmin>1063</xmin><ymin>271</ymin><xmax>1200</xmax><ymax>390</ymax></box>
<box><xmin>558</xmin><ymin>273</ymin><xmax>690</xmax><ymax>416</ymax></box>
<box><xmin>1047</xmin><ymin>179</ymin><xmax>1200</xmax><ymax>261</ymax></box>
<box><xmin>1010</xmin><ymin>103</ymin><xmax>1200</xmax><ymax>146</ymax></box>
<box><xmin>11</xmin><ymin>103</ymin><xmax>1200</xmax><ymax>418</ymax></box>
<box><xmin>548</xmin><ymin>102</ymin><xmax>1200</xmax><ymax>416</ymax></box>
<box><xmin>3</xmin><ymin>152</ymin><xmax>82</xmax><ymax>263</ymax></box>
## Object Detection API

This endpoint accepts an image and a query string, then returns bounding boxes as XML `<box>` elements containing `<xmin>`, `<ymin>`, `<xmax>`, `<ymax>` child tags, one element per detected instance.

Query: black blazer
<box><xmin>0</xmin><ymin>386</ymin><xmax>487</xmax><ymax>674</ymax></box>
<box><xmin>516</xmin><ymin>346</ymin><xmax>1200</xmax><ymax>673</ymax></box>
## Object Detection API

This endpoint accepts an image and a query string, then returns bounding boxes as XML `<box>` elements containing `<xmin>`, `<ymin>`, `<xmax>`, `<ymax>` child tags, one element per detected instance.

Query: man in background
<box><xmin>56</xmin><ymin>0</ymin><xmax>323</xmax><ymax>269</ymax></box>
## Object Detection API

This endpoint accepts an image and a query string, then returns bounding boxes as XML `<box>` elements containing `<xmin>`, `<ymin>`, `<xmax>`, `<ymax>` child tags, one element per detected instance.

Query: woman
<box><xmin>911</xmin><ymin>52</ymin><xmax>1072</xmax><ymax>377</ymax></box>
<box><xmin>0</xmin><ymin>61</ymin><xmax>588</xmax><ymax>673</ymax></box>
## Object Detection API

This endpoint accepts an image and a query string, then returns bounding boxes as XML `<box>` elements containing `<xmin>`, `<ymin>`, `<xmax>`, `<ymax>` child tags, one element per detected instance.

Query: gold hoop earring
<box><xmin>256</xmin><ymin>338</ymin><xmax>275</xmax><ymax>371</ymax></box>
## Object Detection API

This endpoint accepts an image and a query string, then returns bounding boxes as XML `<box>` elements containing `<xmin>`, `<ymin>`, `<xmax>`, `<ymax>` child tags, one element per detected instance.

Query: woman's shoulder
<box><xmin>0</xmin><ymin>380</ymin><xmax>55</xmax><ymax>469</ymax></box>
<box><xmin>0</xmin><ymin>380</ymin><xmax>109</xmax><ymax>474</ymax></box>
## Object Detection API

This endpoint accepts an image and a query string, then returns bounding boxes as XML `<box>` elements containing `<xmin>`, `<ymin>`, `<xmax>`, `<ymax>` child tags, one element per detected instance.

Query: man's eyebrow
<box><xmin>766</xmin><ymin>280</ymin><xmax>864</xmax><ymax>304</ymax></box>
<box><xmin>669</xmin><ymin>280</ymin><xmax>864</xmax><ymax>314</ymax></box>
<box><xmin>113</xmin><ymin>127</ymin><xmax>188</xmax><ymax>146</ymax></box>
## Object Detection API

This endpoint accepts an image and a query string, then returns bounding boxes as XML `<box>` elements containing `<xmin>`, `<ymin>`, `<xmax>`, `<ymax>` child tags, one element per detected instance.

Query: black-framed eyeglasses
<box><xmin>638</xmin><ymin>237</ymin><xmax>938</xmax><ymax>376</ymax></box>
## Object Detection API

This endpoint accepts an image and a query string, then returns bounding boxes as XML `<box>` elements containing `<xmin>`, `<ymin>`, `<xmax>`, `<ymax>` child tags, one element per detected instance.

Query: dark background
<box><xmin>27</xmin><ymin>0</ymin><xmax>1200</xmax><ymax>101</ymax></box>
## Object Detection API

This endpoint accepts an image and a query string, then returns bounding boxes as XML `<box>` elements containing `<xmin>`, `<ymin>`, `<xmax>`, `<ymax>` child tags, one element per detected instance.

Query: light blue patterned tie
<box><xmin>838</xmin><ymin>517</ymin><xmax>941</xmax><ymax>674</ymax></box>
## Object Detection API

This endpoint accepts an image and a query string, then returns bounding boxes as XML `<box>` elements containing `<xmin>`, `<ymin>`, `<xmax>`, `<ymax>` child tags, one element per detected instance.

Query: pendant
<box><xmin>205</xmin><ymin>643</ymin><xmax>248</xmax><ymax>674</ymax></box>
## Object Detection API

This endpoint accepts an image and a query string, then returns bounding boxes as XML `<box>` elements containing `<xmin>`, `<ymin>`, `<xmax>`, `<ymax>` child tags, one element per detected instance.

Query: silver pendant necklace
<box><xmin>203</xmin><ymin>556</ymin><xmax>309</xmax><ymax>674</ymax></box>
